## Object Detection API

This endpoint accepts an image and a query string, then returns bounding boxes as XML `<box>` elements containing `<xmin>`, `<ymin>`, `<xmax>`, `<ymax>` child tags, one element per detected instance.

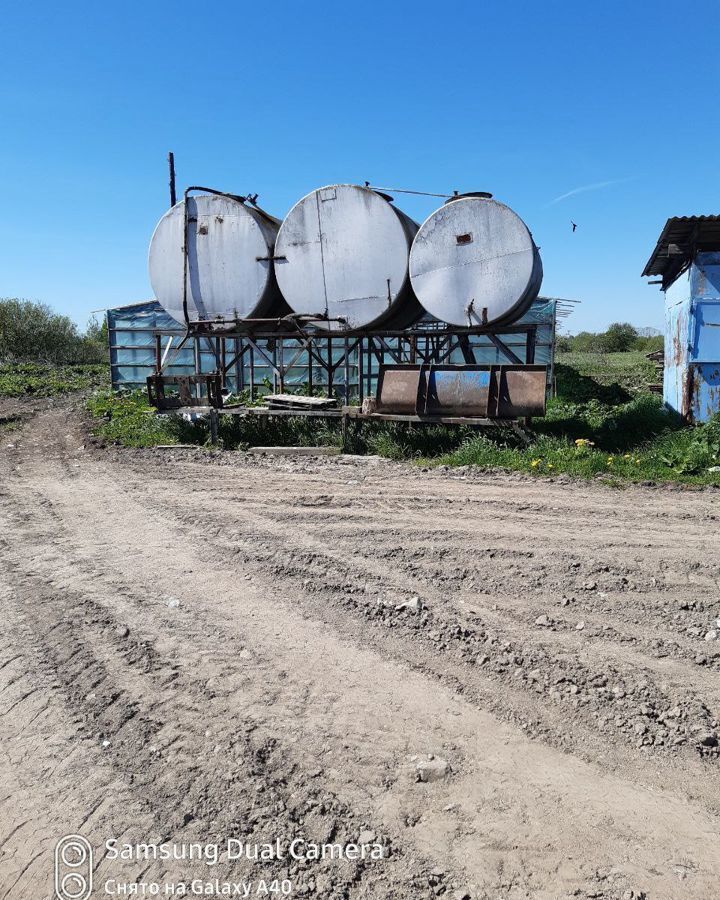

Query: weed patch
<box><xmin>87</xmin><ymin>391</ymin><xmax>205</xmax><ymax>448</ymax></box>
<box><xmin>0</xmin><ymin>363</ymin><xmax>108</xmax><ymax>397</ymax></box>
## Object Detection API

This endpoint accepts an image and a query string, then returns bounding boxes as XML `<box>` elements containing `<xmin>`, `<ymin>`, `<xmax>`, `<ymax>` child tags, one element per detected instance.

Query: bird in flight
<box><xmin>571</xmin><ymin>221</ymin><xmax>577</xmax><ymax>232</ymax></box>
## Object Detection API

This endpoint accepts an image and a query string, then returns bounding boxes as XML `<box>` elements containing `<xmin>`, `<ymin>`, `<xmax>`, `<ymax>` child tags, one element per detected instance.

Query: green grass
<box><xmin>555</xmin><ymin>350</ymin><xmax>657</xmax><ymax>397</ymax></box>
<box><xmin>435</xmin><ymin>424</ymin><xmax>720</xmax><ymax>485</ymax></box>
<box><xmin>0</xmin><ymin>418</ymin><xmax>21</xmax><ymax>435</ymax></box>
<box><xmin>87</xmin><ymin>390</ymin><xmax>347</xmax><ymax>450</ymax></box>
<box><xmin>86</xmin><ymin>391</ymin><xmax>206</xmax><ymax>448</ymax></box>
<box><xmin>217</xmin><ymin>413</ymin><xmax>342</xmax><ymax>449</ymax></box>
<box><xmin>431</xmin><ymin>351</ymin><xmax>720</xmax><ymax>485</ymax></box>
<box><xmin>0</xmin><ymin>363</ymin><xmax>109</xmax><ymax>397</ymax></box>
<box><xmin>83</xmin><ymin>351</ymin><xmax>720</xmax><ymax>486</ymax></box>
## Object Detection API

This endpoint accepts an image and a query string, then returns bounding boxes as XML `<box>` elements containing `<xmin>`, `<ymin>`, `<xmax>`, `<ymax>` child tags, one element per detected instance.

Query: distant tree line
<box><xmin>557</xmin><ymin>322</ymin><xmax>663</xmax><ymax>354</ymax></box>
<box><xmin>0</xmin><ymin>298</ymin><xmax>108</xmax><ymax>365</ymax></box>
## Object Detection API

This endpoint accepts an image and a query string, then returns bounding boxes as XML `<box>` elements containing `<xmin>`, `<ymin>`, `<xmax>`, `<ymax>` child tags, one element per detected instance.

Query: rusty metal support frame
<box><xmin>485</xmin><ymin>333</ymin><xmax>523</xmax><ymax>366</ymax></box>
<box><xmin>155</xmin><ymin>331</ymin><xmax>193</xmax><ymax>374</ymax></box>
<box><xmin>146</xmin><ymin>321</ymin><xmax>541</xmax><ymax>409</ymax></box>
<box><xmin>147</xmin><ymin>373</ymin><xmax>223</xmax><ymax>409</ymax></box>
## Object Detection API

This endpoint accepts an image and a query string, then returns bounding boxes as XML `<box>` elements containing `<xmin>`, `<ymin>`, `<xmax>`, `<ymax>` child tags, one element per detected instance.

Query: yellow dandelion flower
<box><xmin>531</xmin><ymin>459</ymin><xmax>541</xmax><ymax>468</ymax></box>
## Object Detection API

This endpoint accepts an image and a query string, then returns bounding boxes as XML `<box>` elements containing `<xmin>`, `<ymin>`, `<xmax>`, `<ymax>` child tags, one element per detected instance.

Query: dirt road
<box><xmin>1</xmin><ymin>405</ymin><xmax>719</xmax><ymax>899</ymax></box>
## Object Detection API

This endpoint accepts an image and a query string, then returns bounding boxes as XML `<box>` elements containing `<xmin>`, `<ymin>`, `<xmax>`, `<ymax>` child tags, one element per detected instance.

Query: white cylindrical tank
<box><xmin>148</xmin><ymin>194</ymin><xmax>285</xmax><ymax>325</ymax></box>
<box><xmin>274</xmin><ymin>184</ymin><xmax>421</xmax><ymax>332</ymax></box>
<box><xmin>409</xmin><ymin>193</ymin><xmax>542</xmax><ymax>328</ymax></box>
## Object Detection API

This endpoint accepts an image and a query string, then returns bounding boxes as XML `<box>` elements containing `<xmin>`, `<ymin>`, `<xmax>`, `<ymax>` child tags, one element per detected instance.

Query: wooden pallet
<box><xmin>264</xmin><ymin>394</ymin><xmax>339</xmax><ymax>411</ymax></box>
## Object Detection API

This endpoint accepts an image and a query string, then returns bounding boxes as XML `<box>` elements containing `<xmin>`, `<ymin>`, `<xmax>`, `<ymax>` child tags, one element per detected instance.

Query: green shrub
<box><xmin>599</xmin><ymin>322</ymin><xmax>638</xmax><ymax>353</ymax></box>
<box><xmin>558</xmin><ymin>325</ymin><xmax>662</xmax><ymax>356</ymax></box>
<box><xmin>0</xmin><ymin>299</ymin><xmax>107</xmax><ymax>365</ymax></box>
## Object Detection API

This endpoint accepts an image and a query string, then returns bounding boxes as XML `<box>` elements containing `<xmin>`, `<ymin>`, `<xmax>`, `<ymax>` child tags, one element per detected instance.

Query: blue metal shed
<box><xmin>643</xmin><ymin>217</ymin><xmax>720</xmax><ymax>422</ymax></box>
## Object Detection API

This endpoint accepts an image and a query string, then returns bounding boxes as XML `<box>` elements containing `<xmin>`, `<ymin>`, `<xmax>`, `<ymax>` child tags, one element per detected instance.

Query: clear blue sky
<box><xmin>2</xmin><ymin>1</ymin><xmax>718</xmax><ymax>333</ymax></box>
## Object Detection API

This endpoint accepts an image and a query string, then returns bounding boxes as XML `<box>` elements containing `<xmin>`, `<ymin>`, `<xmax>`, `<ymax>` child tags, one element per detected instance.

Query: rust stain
<box><xmin>672</xmin><ymin>308</ymin><xmax>685</xmax><ymax>368</ymax></box>
<box><xmin>682</xmin><ymin>367</ymin><xmax>700</xmax><ymax>423</ymax></box>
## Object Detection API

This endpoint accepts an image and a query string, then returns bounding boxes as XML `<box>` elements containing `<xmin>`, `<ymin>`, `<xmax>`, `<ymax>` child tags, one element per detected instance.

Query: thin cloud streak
<box><xmin>547</xmin><ymin>177</ymin><xmax>635</xmax><ymax>206</ymax></box>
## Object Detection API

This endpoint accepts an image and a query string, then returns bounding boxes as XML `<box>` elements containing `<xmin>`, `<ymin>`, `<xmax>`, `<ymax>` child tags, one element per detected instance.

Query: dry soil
<box><xmin>1</xmin><ymin>404</ymin><xmax>719</xmax><ymax>899</ymax></box>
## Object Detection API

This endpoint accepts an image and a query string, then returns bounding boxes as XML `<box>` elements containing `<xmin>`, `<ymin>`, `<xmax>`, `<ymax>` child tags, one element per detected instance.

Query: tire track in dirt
<box><xmin>107</xmin><ymin>458</ymin><xmax>718</xmax><ymax>768</ymax></box>
<box><xmin>0</xmin><ymin>565</ymin><xmax>155</xmax><ymax>898</ymax></box>
<box><xmin>2</xmin><ymin>410</ymin><xmax>720</xmax><ymax>899</ymax></box>
<box><xmin>133</xmin><ymin>482</ymin><xmax>720</xmax><ymax>775</ymax></box>
<box><xmin>0</xmin><ymin>496</ymin><xmax>433</xmax><ymax>898</ymax></box>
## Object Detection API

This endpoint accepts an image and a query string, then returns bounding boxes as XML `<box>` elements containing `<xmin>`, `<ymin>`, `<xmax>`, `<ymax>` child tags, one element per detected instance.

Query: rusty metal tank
<box><xmin>148</xmin><ymin>194</ymin><xmax>286</xmax><ymax>325</ymax></box>
<box><xmin>409</xmin><ymin>193</ymin><xmax>542</xmax><ymax>328</ymax></box>
<box><xmin>274</xmin><ymin>184</ymin><xmax>421</xmax><ymax>332</ymax></box>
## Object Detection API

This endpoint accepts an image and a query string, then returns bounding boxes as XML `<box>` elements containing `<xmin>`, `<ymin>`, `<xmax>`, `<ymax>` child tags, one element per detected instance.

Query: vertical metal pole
<box><xmin>458</xmin><ymin>334</ymin><xmax>476</xmax><ymax>364</ymax></box>
<box><xmin>307</xmin><ymin>339</ymin><xmax>313</xmax><ymax>395</ymax></box>
<box><xmin>526</xmin><ymin>325</ymin><xmax>537</xmax><ymax>364</ymax></box>
<box><xmin>235</xmin><ymin>338</ymin><xmax>242</xmax><ymax>395</ymax></box>
<box><xmin>367</xmin><ymin>338</ymin><xmax>372</xmax><ymax>399</ymax></box>
<box><xmin>155</xmin><ymin>333</ymin><xmax>162</xmax><ymax>374</ymax></box>
<box><xmin>326</xmin><ymin>336</ymin><xmax>332</xmax><ymax>398</ymax></box>
<box><xmin>279</xmin><ymin>338</ymin><xmax>285</xmax><ymax>393</ymax></box>
<box><xmin>343</xmin><ymin>337</ymin><xmax>350</xmax><ymax>403</ymax></box>
<box><xmin>358</xmin><ymin>336</ymin><xmax>364</xmax><ymax>404</ymax></box>
<box><xmin>370</xmin><ymin>338</ymin><xmax>374</xmax><ymax>398</ymax></box>
<box><xmin>249</xmin><ymin>345</ymin><xmax>255</xmax><ymax>401</ymax></box>
<box><xmin>168</xmin><ymin>152</ymin><xmax>176</xmax><ymax>207</ymax></box>
<box><xmin>216</xmin><ymin>336</ymin><xmax>225</xmax><ymax>388</ymax></box>
<box><xmin>108</xmin><ymin>314</ymin><xmax>116</xmax><ymax>390</ymax></box>
<box><xmin>193</xmin><ymin>337</ymin><xmax>201</xmax><ymax>400</ymax></box>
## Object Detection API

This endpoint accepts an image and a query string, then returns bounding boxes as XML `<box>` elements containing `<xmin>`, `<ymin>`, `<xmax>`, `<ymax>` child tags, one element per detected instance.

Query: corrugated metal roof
<box><xmin>642</xmin><ymin>216</ymin><xmax>720</xmax><ymax>287</ymax></box>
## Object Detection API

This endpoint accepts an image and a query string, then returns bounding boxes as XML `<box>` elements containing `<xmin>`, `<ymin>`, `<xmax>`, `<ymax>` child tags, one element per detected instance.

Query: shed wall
<box><xmin>663</xmin><ymin>252</ymin><xmax>720</xmax><ymax>422</ymax></box>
